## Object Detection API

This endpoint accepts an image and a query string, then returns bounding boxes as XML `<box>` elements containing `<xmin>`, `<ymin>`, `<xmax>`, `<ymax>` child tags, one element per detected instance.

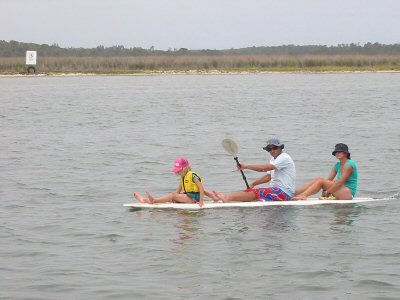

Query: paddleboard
<box><xmin>124</xmin><ymin>198</ymin><xmax>390</xmax><ymax>210</ymax></box>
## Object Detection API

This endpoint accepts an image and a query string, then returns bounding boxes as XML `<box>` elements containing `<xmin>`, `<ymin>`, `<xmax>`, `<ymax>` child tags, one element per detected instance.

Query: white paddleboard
<box><xmin>124</xmin><ymin>198</ymin><xmax>390</xmax><ymax>210</ymax></box>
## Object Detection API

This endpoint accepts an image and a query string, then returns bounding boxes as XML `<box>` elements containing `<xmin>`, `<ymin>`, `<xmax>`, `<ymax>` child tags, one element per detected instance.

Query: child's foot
<box><xmin>145</xmin><ymin>191</ymin><xmax>155</xmax><ymax>204</ymax></box>
<box><xmin>134</xmin><ymin>192</ymin><xmax>148</xmax><ymax>203</ymax></box>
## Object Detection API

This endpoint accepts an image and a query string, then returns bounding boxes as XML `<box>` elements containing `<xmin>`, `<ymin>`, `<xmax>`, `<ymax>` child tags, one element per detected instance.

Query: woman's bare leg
<box><xmin>295</xmin><ymin>177</ymin><xmax>323</xmax><ymax>195</ymax></box>
<box><xmin>332</xmin><ymin>186</ymin><xmax>353</xmax><ymax>200</ymax></box>
<box><xmin>292</xmin><ymin>179</ymin><xmax>334</xmax><ymax>200</ymax></box>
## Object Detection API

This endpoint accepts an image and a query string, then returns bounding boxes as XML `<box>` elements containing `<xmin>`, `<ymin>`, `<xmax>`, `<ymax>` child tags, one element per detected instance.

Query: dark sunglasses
<box><xmin>263</xmin><ymin>145</ymin><xmax>279</xmax><ymax>152</ymax></box>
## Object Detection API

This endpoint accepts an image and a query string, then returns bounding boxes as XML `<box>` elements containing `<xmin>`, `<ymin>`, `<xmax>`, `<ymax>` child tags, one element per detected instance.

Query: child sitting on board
<box><xmin>133</xmin><ymin>157</ymin><xmax>214</xmax><ymax>207</ymax></box>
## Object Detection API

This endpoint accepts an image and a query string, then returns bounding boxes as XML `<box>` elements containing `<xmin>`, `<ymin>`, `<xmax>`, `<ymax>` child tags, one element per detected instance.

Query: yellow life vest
<box><xmin>181</xmin><ymin>171</ymin><xmax>201</xmax><ymax>193</ymax></box>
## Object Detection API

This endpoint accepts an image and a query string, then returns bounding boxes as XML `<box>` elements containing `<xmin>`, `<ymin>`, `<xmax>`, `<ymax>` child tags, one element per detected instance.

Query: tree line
<box><xmin>1</xmin><ymin>40</ymin><xmax>400</xmax><ymax>57</ymax></box>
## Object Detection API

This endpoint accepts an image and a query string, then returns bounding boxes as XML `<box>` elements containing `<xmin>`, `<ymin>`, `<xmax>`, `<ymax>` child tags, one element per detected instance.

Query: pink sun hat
<box><xmin>172</xmin><ymin>157</ymin><xmax>189</xmax><ymax>173</ymax></box>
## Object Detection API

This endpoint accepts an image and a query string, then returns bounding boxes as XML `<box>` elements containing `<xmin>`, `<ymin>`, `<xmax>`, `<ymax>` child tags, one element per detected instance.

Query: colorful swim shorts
<box><xmin>249</xmin><ymin>187</ymin><xmax>290</xmax><ymax>201</ymax></box>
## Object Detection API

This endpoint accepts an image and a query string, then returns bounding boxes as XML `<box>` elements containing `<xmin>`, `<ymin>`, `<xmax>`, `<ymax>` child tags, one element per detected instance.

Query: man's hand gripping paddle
<box><xmin>222</xmin><ymin>139</ymin><xmax>250</xmax><ymax>190</ymax></box>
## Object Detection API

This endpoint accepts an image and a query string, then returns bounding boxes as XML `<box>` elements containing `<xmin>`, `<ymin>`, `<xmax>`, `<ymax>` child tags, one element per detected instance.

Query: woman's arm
<box><xmin>327</xmin><ymin>165</ymin><xmax>354</xmax><ymax>194</ymax></box>
<box><xmin>327</xmin><ymin>169</ymin><xmax>337</xmax><ymax>181</ymax></box>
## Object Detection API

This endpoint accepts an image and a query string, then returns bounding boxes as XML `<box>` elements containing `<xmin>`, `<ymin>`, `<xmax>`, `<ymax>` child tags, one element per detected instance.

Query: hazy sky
<box><xmin>1</xmin><ymin>0</ymin><xmax>399</xmax><ymax>50</ymax></box>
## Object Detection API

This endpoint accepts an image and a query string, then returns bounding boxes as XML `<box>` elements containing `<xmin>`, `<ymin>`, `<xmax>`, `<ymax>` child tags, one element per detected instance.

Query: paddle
<box><xmin>222</xmin><ymin>139</ymin><xmax>250</xmax><ymax>189</ymax></box>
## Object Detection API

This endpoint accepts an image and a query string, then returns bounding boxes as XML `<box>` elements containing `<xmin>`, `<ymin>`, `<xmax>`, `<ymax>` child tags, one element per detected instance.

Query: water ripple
<box><xmin>1</xmin><ymin>74</ymin><xmax>400</xmax><ymax>299</ymax></box>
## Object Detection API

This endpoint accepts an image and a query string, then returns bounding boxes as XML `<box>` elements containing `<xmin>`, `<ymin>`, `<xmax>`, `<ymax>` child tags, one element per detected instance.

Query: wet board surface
<box><xmin>124</xmin><ymin>198</ymin><xmax>391</xmax><ymax>210</ymax></box>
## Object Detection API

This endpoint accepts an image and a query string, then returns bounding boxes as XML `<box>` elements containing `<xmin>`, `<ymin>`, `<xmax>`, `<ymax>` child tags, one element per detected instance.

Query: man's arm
<box><xmin>239</xmin><ymin>163</ymin><xmax>276</xmax><ymax>173</ymax></box>
<box><xmin>250</xmin><ymin>174</ymin><xmax>272</xmax><ymax>188</ymax></box>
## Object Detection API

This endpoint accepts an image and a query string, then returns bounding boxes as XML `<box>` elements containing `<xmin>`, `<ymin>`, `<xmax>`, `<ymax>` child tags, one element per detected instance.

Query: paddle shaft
<box><xmin>234</xmin><ymin>157</ymin><xmax>250</xmax><ymax>189</ymax></box>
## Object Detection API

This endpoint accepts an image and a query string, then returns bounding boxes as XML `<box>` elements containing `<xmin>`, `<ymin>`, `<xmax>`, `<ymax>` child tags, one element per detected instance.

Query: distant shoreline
<box><xmin>1</xmin><ymin>53</ymin><xmax>400</xmax><ymax>75</ymax></box>
<box><xmin>1</xmin><ymin>69</ymin><xmax>400</xmax><ymax>77</ymax></box>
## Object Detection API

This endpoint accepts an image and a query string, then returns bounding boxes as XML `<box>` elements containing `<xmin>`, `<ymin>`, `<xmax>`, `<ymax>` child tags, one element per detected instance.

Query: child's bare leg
<box><xmin>146</xmin><ymin>191</ymin><xmax>174</xmax><ymax>204</ymax></box>
<box><xmin>134</xmin><ymin>192</ymin><xmax>149</xmax><ymax>203</ymax></box>
<box><xmin>172</xmin><ymin>193</ymin><xmax>196</xmax><ymax>203</ymax></box>
<box><xmin>145</xmin><ymin>191</ymin><xmax>155</xmax><ymax>204</ymax></box>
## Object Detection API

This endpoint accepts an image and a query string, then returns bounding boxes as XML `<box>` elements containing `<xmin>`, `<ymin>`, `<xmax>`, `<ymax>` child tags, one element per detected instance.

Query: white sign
<box><xmin>26</xmin><ymin>51</ymin><xmax>37</xmax><ymax>65</ymax></box>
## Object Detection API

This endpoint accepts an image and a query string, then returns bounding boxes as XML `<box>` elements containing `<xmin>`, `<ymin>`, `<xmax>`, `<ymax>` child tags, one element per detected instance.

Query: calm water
<box><xmin>1</xmin><ymin>73</ymin><xmax>399</xmax><ymax>299</ymax></box>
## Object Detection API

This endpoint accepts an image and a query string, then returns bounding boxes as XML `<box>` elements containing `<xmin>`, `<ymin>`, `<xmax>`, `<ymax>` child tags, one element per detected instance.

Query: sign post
<box><xmin>26</xmin><ymin>51</ymin><xmax>37</xmax><ymax>73</ymax></box>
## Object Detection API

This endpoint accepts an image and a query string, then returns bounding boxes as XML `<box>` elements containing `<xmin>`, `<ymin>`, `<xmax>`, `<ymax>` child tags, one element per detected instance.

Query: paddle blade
<box><xmin>222</xmin><ymin>139</ymin><xmax>239</xmax><ymax>156</ymax></box>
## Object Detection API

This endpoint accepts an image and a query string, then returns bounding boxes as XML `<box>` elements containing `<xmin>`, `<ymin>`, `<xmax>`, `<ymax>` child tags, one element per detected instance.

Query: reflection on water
<box><xmin>332</xmin><ymin>205</ymin><xmax>363</xmax><ymax>226</ymax></box>
<box><xmin>258</xmin><ymin>206</ymin><xmax>298</xmax><ymax>231</ymax></box>
<box><xmin>171</xmin><ymin>210</ymin><xmax>202</xmax><ymax>246</ymax></box>
<box><xmin>168</xmin><ymin>210</ymin><xmax>205</xmax><ymax>296</ymax></box>
<box><xmin>2</xmin><ymin>74</ymin><xmax>400</xmax><ymax>299</ymax></box>
<box><xmin>255</xmin><ymin>207</ymin><xmax>299</xmax><ymax>253</ymax></box>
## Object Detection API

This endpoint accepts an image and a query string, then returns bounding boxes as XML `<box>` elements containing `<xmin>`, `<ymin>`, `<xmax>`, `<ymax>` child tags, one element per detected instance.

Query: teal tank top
<box><xmin>334</xmin><ymin>160</ymin><xmax>358</xmax><ymax>196</ymax></box>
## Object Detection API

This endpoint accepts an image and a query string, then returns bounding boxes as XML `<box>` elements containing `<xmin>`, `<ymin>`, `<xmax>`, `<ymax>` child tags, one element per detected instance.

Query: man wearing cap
<box><xmin>212</xmin><ymin>138</ymin><xmax>296</xmax><ymax>202</ymax></box>
<box><xmin>292</xmin><ymin>143</ymin><xmax>358</xmax><ymax>200</ymax></box>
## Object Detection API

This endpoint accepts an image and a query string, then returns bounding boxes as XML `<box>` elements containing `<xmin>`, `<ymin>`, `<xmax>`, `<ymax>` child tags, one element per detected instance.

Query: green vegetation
<box><xmin>1</xmin><ymin>40</ymin><xmax>400</xmax><ymax>74</ymax></box>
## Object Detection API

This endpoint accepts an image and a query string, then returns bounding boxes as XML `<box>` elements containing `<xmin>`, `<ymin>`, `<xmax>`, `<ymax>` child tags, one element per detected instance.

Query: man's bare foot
<box><xmin>145</xmin><ymin>191</ymin><xmax>155</xmax><ymax>204</ymax></box>
<box><xmin>134</xmin><ymin>192</ymin><xmax>148</xmax><ymax>203</ymax></box>
<box><xmin>209</xmin><ymin>191</ymin><xmax>221</xmax><ymax>202</ymax></box>
<box><xmin>212</xmin><ymin>191</ymin><xmax>227</xmax><ymax>202</ymax></box>
<box><xmin>291</xmin><ymin>194</ymin><xmax>308</xmax><ymax>200</ymax></box>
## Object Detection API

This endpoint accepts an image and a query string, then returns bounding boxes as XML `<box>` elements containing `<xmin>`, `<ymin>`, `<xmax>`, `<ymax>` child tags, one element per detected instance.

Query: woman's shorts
<box><xmin>249</xmin><ymin>187</ymin><xmax>290</xmax><ymax>201</ymax></box>
<box><xmin>186</xmin><ymin>192</ymin><xmax>200</xmax><ymax>202</ymax></box>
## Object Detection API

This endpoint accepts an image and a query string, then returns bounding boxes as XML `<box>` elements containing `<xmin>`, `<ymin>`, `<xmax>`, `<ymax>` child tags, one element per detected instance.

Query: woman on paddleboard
<box><xmin>133</xmin><ymin>157</ymin><xmax>213</xmax><ymax>207</ymax></box>
<box><xmin>212</xmin><ymin>138</ymin><xmax>296</xmax><ymax>202</ymax></box>
<box><xmin>292</xmin><ymin>143</ymin><xmax>358</xmax><ymax>200</ymax></box>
